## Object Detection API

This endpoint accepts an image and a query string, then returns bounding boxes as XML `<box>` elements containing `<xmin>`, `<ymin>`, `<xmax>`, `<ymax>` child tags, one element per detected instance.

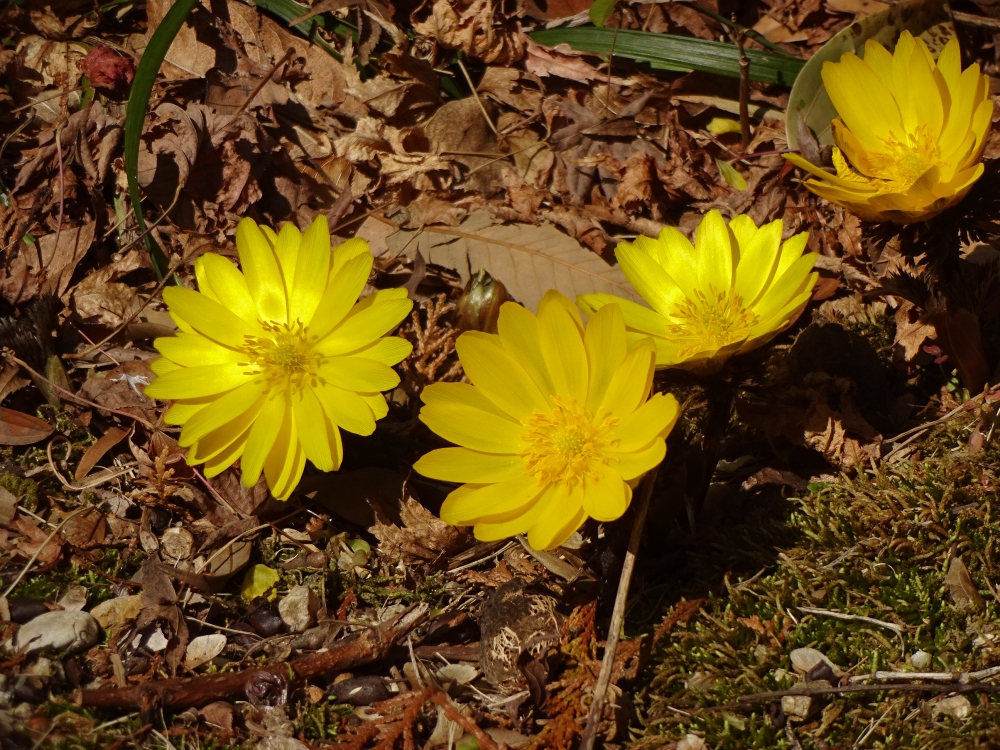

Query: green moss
<box><xmin>0</xmin><ymin>471</ymin><xmax>39</xmax><ymax>511</ymax></box>
<box><xmin>636</xmin><ymin>429</ymin><xmax>1000</xmax><ymax>749</ymax></box>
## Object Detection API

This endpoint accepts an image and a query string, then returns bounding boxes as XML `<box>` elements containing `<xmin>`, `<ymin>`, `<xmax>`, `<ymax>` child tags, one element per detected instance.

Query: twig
<box><xmin>78</xmin><ymin>603</ymin><xmax>429</xmax><ymax>710</ymax></box>
<box><xmin>848</xmin><ymin>665</ymin><xmax>1000</xmax><ymax>685</ymax></box>
<box><xmin>797</xmin><ymin>606</ymin><xmax>905</xmax><ymax>659</ymax></box>
<box><xmin>732</xmin><ymin>19</ymin><xmax>751</xmax><ymax>152</ymax></box>
<box><xmin>885</xmin><ymin>396</ymin><xmax>983</xmax><ymax>444</ymax></box>
<box><xmin>456</xmin><ymin>58</ymin><xmax>497</xmax><ymax>136</ymax></box>
<box><xmin>579</xmin><ymin>468</ymin><xmax>657</xmax><ymax>750</ymax></box>
<box><xmin>952</xmin><ymin>10</ymin><xmax>1000</xmax><ymax>30</ymax></box>
<box><xmin>6</xmin><ymin>354</ymin><xmax>156</xmax><ymax>429</ymax></box>
<box><xmin>734</xmin><ymin>680</ymin><xmax>1000</xmax><ymax>706</ymax></box>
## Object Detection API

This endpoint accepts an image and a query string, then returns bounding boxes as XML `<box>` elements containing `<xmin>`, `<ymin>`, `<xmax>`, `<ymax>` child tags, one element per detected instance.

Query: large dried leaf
<box><xmin>0</xmin><ymin>407</ymin><xmax>55</xmax><ymax>445</ymax></box>
<box><xmin>384</xmin><ymin>210</ymin><xmax>641</xmax><ymax>312</ymax></box>
<box><xmin>786</xmin><ymin>0</ymin><xmax>947</xmax><ymax>149</ymax></box>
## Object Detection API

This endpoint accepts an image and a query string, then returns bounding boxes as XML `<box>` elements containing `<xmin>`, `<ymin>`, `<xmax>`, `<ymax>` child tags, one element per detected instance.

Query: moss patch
<box><xmin>635</xmin><ymin>418</ymin><xmax>1000</xmax><ymax>749</ymax></box>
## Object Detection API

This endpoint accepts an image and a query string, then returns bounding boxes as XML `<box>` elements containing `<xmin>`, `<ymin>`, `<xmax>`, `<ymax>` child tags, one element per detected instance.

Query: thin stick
<box><xmin>733</xmin><ymin>20</ymin><xmax>751</xmax><ymax>152</ymax></box>
<box><xmin>52</xmin><ymin>125</ymin><xmax>65</xmax><ymax>274</ymax></box>
<box><xmin>456</xmin><ymin>59</ymin><xmax>497</xmax><ymax>135</ymax></box>
<box><xmin>579</xmin><ymin>468</ymin><xmax>657</xmax><ymax>750</ymax></box>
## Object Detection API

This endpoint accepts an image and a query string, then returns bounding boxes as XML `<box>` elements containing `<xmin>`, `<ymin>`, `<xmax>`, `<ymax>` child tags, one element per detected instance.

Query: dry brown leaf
<box><xmin>11</xmin><ymin>516</ymin><xmax>62</xmax><ymax>566</ymax></box>
<box><xmin>370</xmin><ymin>494</ymin><xmax>473</xmax><ymax>564</ymax></box>
<box><xmin>60</xmin><ymin>507</ymin><xmax>108</xmax><ymax>549</ymax></box>
<box><xmin>1</xmin><ymin>220</ymin><xmax>96</xmax><ymax>304</ymax></box>
<box><xmin>75</xmin><ymin>426</ymin><xmax>130</xmax><ymax>481</ymax></box>
<box><xmin>893</xmin><ymin>301</ymin><xmax>936</xmax><ymax>365</ymax></box>
<box><xmin>0</xmin><ymin>407</ymin><xmax>55</xmax><ymax>446</ymax></box>
<box><xmin>945</xmin><ymin>556</ymin><xmax>986</xmax><ymax>611</ymax></box>
<box><xmin>383</xmin><ymin>210</ymin><xmax>642</xmax><ymax>311</ymax></box>
<box><xmin>411</xmin><ymin>0</ymin><xmax>526</xmax><ymax>65</ymax></box>
<box><xmin>146</xmin><ymin>0</ymin><xmax>221</xmax><ymax>79</ymax></box>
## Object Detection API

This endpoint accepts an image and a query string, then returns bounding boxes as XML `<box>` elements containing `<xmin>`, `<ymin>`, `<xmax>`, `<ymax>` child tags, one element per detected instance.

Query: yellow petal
<box><xmin>608</xmin><ymin>439</ymin><xmax>666</xmax><ymax>480</ymax></box>
<box><xmin>264</xmin><ymin>406</ymin><xmax>307</xmax><ymax>500</ymax></box>
<box><xmin>165</xmin><ymin>397</ymin><xmax>211</xmax><ymax>425</ymax></box>
<box><xmin>144</xmin><ymin>363</ymin><xmax>256</xmax><ymax>400</ymax></box>
<box><xmin>308</xmin><ymin>254</ymin><xmax>374</xmax><ymax>342</ymax></box>
<box><xmin>599</xmin><ymin>339</ymin><xmax>654</xmax><ymax>418</ymax></box>
<box><xmin>440</xmin><ymin>474</ymin><xmax>543</xmax><ymax>526</ymax></box>
<box><xmin>162</xmin><ymin>287</ymin><xmax>262</xmax><ymax>349</ymax></box>
<box><xmin>236</xmin><ymin>218</ymin><xmax>288</xmax><ymax>324</ymax></box>
<box><xmin>274</xmin><ymin>222</ymin><xmax>302</xmax><ymax>293</ymax></box>
<box><xmin>537</xmin><ymin>292</ymin><xmax>588</xmax><ymax>405</ymax></box>
<box><xmin>361</xmin><ymin>392</ymin><xmax>388</xmax><ymax>421</ymax></box>
<box><xmin>293</xmin><ymin>385</ymin><xmax>337</xmax><ymax>471</ymax></box>
<box><xmin>578</xmin><ymin>294</ymin><xmax>666</xmax><ymax>338</ymax></box>
<box><xmin>201</xmin><ymin>424</ymin><xmax>252</xmax><ymax>477</ymax></box>
<box><xmin>240</xmin><ymin>390</ymin><xmax>287</xmax><ymax>486</ymax></box>
<box><xmin>189</xmin><ymin>415</ymin><xmax>252</xmax><ymax>466</ymax></box>
<box><xmin>291</xmin><ymin>215</ymin><xmax>331</xmax><ymax>325</ymax></box>
<box><xmin>196</xmin><ymin>254</ymin><xmax>259</xmax><ymax>325</ymax></box>
<box><xmin>473</xmin><ymin>498</ymin><xmax>547</xmax><ymax>542</ymax></box>
<box><xmin>694</xmin><ymin>210</ymin><xmax>734</xmax><ymax>292</ymax></box>
<box><xmin>613</xmin><ymin>393</ymin><xmax>679</xmax><ymax>452</ymax></box>
<box><xmin>154</xmin><ymin>333</ymin><xmax>242</xmax><ymax>367</ymax></box>
<box><xmin>456</xmin><ymin>331</ymin><xmax>548</xmax><ymax>421</ymax></box>
<box><xmin>582</xmin><ymin>463</ymin><xmax>630</xmax><ymax>522</ymax></box>
<box><xmin>344</xmin><ymin>336</ymin><xmax>413</xmax><ymax>365</ymax></box>
<box><xmin>497</xmin><ymin>302</ymin><xmax>555</xmax><ymax>397</ymax></box>
<box><xmin>419</xmin><ymin>398</ymin><xmax>524</xmax><ymax>454</ymax></box>
<box><xmin>317</xmin><ymin>297</ymin><xmax>413</xmax><ymax>356</ymax></box>
<box><xmin>616</xmin><ymin>243</ymin><xmax>684</xmax><ymax>317</ymax></box>
<box><xmin>331</xmin><ymin>238</ymin><xmax>371</xmax><ymax>277</ymax></box>
<box><xmin>414</xmin><ymin>448</ymin><xmax>525</xmax><ymax>483</ymax></box>
<box><xmin>150</xmin><ymin>357</ymin><xmax>181</xmax><ymax>377</ymax></box>
<box><xmin>176</xmin><ymin>378</ymin><xmax>268</xmax><ymax>446</ymax></box>
<box><xmin>314</xmin><ymin>382</ymin><xmax>377</xmax><ymax>435</ymax></box>
<box><xmin>822</xmin><ymin>52</ymin><xmax>900</xmax><ymax>149</ymax></box>
<box><xmin>752</xmin><ymin>254</ymin><xmax>818</xmax><ymax>322</ymax></box>
<box><xmin>733</xmin><ymin>218</ymin><xmax>783</xmax><ymax>306</ymax></box>
<box><xmin>319</xmin><ymin>356</ymin><xmax>400</xmax><ymax>392</ymax></box>
<box><xmin>527</xmin><ymin>484</ymin><xmax>585</xmax><ymax>551</ymax></box>
<box><xmin>584</xmin><ymin>303</ymin><xmax>627</xmax><ymax>413</ymax></box>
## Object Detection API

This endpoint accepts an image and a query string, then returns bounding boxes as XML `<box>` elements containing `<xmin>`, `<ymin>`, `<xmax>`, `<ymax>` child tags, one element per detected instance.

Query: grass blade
<box><xmin>253</xmin><ymin>0</ymin><xmax>356</xmax><ymax>60</ymax></box>
<box><xmin>529</xmin><ymin>27</ymin><xmax>805</xmax><ymax>85</ymax></box>
<box><xmin>124</xmin><ymin>0</ymin><xmax>198</xmax><ymax>281</ymax></box>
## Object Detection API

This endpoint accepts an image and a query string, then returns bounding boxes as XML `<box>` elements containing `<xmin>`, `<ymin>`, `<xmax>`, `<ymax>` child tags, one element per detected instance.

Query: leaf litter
<box><xmin>2</xmin><ymin>0</ymin><xmax>1000</xmax><ymax>747</ymax></box>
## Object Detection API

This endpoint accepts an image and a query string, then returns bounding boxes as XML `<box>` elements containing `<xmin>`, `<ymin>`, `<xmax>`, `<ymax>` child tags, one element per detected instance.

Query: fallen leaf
<box><xmin>945</xmin><ymin>556</ymin><xmax>986</xmax><ymax>611</ymax></box>
<box><xmin>384</xmin><ymin>209</ymin><xmax>642</xmax><ymax>312</ymax></box>
<box><xmin>184</xmin><ymin>634</ymin><xmax>227</xmax><ymax>669</ymax></box>
<box><xmin>411</xmin><ymin>0</ymin><xmax>526</xmax><ymax>65</ymax></box>
<box><xmin>11</xmin><ymin>516</ymin><xmax>62</xmax><ymax>566</ymax></box>
<box><xmin>0</xmin><ymin>407</ymin><xmax>55</xmax><ymax>445</ymax></box>
<box><xmin>60</xmin><ymin>508</ymin><xmax>108</xmax><ymax>549</ymax></box>
<box><xmin>74</xmin><ymin>426</ymin><xmax>129</xmax><ymax>481</ymax></box>
<box><xmin>370</xmin><ymin>492</ymin><xmax>473</xmax><ymax>564</ymax></box>
<box><xmin>241</xmin><ymin>564</ymin><xmax>281</xmax><ymax>602</ymax></box>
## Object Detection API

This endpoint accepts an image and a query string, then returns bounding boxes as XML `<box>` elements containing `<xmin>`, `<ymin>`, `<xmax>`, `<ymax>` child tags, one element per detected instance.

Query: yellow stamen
<box><xmin>241</xmin><ymin>321</ymin><xmax>321</xmax><ymax>386</ymax></box>
<box><xmin>518</xmin><ymin>396</ymin><xmax>618</xmax><ymax>488</ymax></box>
<box><xmin>666</xmin><ymin>287</ymin><xmax>758</xmax><ymax>359</ymax></box>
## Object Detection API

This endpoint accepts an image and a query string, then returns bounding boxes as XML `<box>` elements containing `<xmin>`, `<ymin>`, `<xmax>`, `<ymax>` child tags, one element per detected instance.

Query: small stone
<box><xmin>911</xmin><ymin>650</ymin><xmax>933</xmax><ymax>670</ymax></box>
<box><xmin>7</xmin><ymin>598</ymin><xmax>48</xmax><ymax>625</ymax></box>
<box><xmin>90</xmin><ymin>594</ymin><xmax>143</xmax><ymax>631</ymax></box>
<box><xmin>930</xmin><ymin>694</ymin><xmax>972</xmax><ymax>720</ymax></box>
<box><xmin>161</xmin><ymin>526</ymin><xmax>194</xmax><ymax>562</ymax></box>
<box><xmin>278</xmin><ymin>585</ymin><xmax>318</xmax><ymax>633</ymax></box>
<box><xmin>330</xmin><ymin>676</ymin><xmax>390</xmax><ymax>706</ymax></box>
<box><xmin>145</xmin><ymin>628</ymin><xmax>169</xmax><ymax>652</ymax></box>
<box><xmin>781</xmin><ymin>694</ymin><xmax>817</xmax><ymax>722</ymax></box>
<box><xmin>5</xmin><ymin>611</ymin><xmax>99</xmax><ymax>656</ymax></box>
<box><xmin>790</xmin><ymin>647</ymin><xmax>843</xmax><ymax>677</ymax></box>
<box><xmin>184</xmin><ymin>634</ymin><xmax>227</xmax><ymax>669</ymax></box>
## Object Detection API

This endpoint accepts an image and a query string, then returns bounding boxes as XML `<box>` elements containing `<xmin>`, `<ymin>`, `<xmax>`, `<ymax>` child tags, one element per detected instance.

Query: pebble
<box><xmin>930</xmin><ymin>694</ymin><xmax>972</xmax><ymax>720</ymax></box>
<box><xmin>90</xmin><ymin>594</ymin><xmax>143</xmax><ymax>631</ymax></box>
<box><xmin>781</xmin><ymin>693</ymin><xmax>817</xmax><ymax>722</ymax></box>
<box><xmin>278</xmin><ymin>585</ymin><xmax>318</xmax><ymax>633</ymax></box>
<box><xmin>911</xmin><ymin>650</ymin><xmax>933</xmax><ymax>670</ymax></box>
<box><xmin>329</xmin><ymin>676</ymin><xmax>390</xmax><ymax>706</ymax></box>
<box><xmin>184</xmin><ymin>634</ymin><xmax>227</xmax><ymax>669</ymax></box>
<box><xmin>5</xmin><ymin>611</ymin><xmax>99</xmax><ymax>656</ymax></box>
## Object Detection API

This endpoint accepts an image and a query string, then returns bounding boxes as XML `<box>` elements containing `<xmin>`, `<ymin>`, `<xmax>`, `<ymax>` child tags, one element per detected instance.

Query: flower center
<box><xmin>857</xmin><ymin>124</ymin><xmax>942</xmax><ymax>190</ymax></box>
<box><xmin>518</xmin><ymin>396</ymin><xmax>618</xmax><ymax>488</ymax></box>
<box><xmin>665</xmin><ymin>287</ymin><xmax>758</xmax><ymax>359</ymax></box>
<box><xmin>242</xmin><ymin>322</ymin><xmax>320</xmax><ymax>385</ymax></box>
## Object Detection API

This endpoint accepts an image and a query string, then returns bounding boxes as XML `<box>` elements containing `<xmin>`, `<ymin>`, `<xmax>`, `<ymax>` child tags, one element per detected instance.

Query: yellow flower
<box><xmin>785</xmin><ymin>32</ymin><xmax>991</xmax><ymax>223</ymax></box>
<box><xmin>413</xmin><ymin>291</ymin><xmax>678</xmax><ymax>551</ymax></box>
<box><xmin>577</xmin><ymin>210</ymin><xmax>818</xmax><ymax>373</ymax></box>
<box><xmin>144</xmin><ymin>216</ymin><xmax>413</xmax><ymax>500</ymax></box>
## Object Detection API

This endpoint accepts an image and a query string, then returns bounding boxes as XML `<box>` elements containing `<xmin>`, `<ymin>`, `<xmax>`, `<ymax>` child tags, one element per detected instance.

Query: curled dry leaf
<box><xmin>411</xmin><ymin>0</ymin><xmax>526</xmax><ymax>65</ymax></box>
<box><xmin>370</xmin><ymin>494</ymin><xmax>473</xmax><ymax>564</ymax></box>
<box><xmin>945</xmin><ymin>556</ymin><xmax>986</xmax><ymax>612</ymax></box>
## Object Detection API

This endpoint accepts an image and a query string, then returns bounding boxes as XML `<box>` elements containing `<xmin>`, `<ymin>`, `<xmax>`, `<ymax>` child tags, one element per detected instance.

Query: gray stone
<box><xmin>5</xmin><ymin>611</ymin><xmax>99</xmax><ymax>656</ymax></box>
<box><xmin>278</xmin><ymin>585</ymin><xmax>318</xmax><ymax>633</ymax></box>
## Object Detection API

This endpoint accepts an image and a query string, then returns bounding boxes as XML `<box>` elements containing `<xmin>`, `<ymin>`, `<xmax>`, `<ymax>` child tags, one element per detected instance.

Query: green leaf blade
<box><xmin>529</xmin><ymin>27</ymin><xmax>805</xmax><ymax>85</ymax></box>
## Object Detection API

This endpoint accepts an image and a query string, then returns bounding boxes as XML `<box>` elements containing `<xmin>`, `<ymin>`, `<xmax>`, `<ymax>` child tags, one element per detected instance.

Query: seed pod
<box><xmin>454</xmin><ymin>269</ymin><xmax>510</xmax><ymax>334</ymax></box>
